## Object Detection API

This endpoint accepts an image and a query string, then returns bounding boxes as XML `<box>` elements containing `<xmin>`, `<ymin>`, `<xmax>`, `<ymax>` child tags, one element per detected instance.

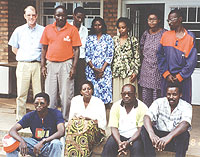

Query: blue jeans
<box><xmin>101</xmin><ymin>135</ymin><xmax>144</xmax><ymax>157</ymax></box>
<box><xmin>140</xmin><ymin>126</ymin><xmax>190</xmax><ymax>157</ymax></box>
<box><xmin>6</xmin><ymin>138</ymin><xmax>62</xmax><ymax>157</ymax></box>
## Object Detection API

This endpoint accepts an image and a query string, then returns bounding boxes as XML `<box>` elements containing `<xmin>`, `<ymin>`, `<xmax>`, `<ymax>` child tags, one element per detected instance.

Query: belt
<box><xmin>19</xmin><ymin>60</ymin><xmax>40</xmax><ymax>63</ymax></box>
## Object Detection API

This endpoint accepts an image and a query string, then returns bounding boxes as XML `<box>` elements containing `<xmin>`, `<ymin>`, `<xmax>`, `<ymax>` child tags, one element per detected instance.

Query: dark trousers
<box><xmin>74</xmin><ymin>58</ymin><xmax>86</xmax><ymax>96</ymax></box>
<box><xmin>101</xmin><ymin>135</ymin><xmax>144</xmax><ymax>157</ymax></box>
<box><xmin>140</xmin><ymin>126</ymin><xmax>190</xmax><ymax>157</ymax></box>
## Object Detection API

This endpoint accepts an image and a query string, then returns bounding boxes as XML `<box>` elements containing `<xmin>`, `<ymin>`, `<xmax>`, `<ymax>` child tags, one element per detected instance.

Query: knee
<box><xmin>140</xmin><ymin>125</ymin><xmax>148</xmax><ymax>138</ymax></box>
<box><xmin>175</xmin><ymin>131</ymin><xmax>190</xmax><ymax>144</ymax></box>
<box><xmin>50</xmin><ymin>139</ymin><xmax>63</xmax><ymax>150</ymax></box>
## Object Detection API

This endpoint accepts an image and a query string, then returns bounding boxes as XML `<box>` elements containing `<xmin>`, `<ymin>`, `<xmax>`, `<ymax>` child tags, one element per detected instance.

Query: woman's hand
<box><xmin>130</xmin><ymin>73</ymin><xmax>137</xmax><ymax>83</ymax></box>
<box><xmin>94</xmin><ymin>68</ymin><xmax>104</xmax><ymax>79</ymax></box>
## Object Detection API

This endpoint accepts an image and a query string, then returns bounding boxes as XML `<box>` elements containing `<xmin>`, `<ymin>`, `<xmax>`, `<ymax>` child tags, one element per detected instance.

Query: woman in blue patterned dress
<box><xmin>85</xmin><ymin>17</ymin><xmax>114</xmax><ymax>105</ymax></box>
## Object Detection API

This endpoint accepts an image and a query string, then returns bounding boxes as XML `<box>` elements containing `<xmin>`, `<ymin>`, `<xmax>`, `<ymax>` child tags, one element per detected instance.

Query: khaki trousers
<box><xmin>45</xmin><ymin>60</ymin><xmax>74</xmax><ymax>121</ymax></box>
<box><xmin>16</xmin><ymin>62</ymin><xmax>41</xmax><ymax>121</ymax></box>
<box><xmin>113</xmin><ymin>77</ymin><xmax>138</xmax><ymax>103</ymax></box>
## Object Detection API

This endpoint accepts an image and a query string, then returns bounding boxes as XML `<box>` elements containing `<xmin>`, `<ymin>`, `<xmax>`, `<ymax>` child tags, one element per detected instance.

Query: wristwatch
<box><xmin>91</xmin><ymin>65</ymin><xmax>95</xmax><ymax>69</ymax></box>
<box><xmin>127</xmin><ymin>139</ymin><xmax>133</xmax><ymax>146</ymax></box>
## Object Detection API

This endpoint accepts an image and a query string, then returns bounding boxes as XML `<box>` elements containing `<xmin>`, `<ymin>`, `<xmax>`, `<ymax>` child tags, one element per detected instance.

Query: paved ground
<box><xmin>0</xmin><ymin>97</ymin><xmax>199</xmax><ymax>157</ymax></box>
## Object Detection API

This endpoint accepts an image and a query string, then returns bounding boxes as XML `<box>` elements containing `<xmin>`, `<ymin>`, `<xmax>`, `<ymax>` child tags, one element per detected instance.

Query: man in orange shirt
<box><xmin>40</xmin><ymin>5</ymin><xmax>81</xmax><ymax>121</ymax></box>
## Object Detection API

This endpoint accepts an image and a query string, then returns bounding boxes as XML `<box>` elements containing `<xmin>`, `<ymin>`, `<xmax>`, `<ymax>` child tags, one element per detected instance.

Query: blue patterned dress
<box><xmin>85</xmin><ymin>34</ymin><xmax>114</xmax><ymax>104</ymax></box>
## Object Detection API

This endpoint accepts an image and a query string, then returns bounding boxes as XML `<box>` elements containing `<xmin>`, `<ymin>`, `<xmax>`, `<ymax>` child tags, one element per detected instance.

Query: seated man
<box><xmin>141</xmin><ymin>82</ymin><xmax>192</xmax><ymax>157</ymax></box>
<box><xmin>6</xmin><ymin>92</ymin><xmax>65</xmax><ymax>157</ymax></box>
<box><xmin>102</xmin><ymin>84</ymin><xmax>148</xmax><ymax>157</ymax></box>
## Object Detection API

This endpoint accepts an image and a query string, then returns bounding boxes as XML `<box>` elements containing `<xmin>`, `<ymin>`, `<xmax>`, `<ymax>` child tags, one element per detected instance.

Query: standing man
<box><xmin>141</xmin><ymin>82</ymin><xmax>192</xmax><ymax>157</ymax></box>
<box><xmin>40</xmin><ymin>5</ymin><xmax>82</xmax><ymax>121</ymax></box>
<box><xmin>71</xmin><ymin>6</ymin><xmax>88</xmax><ymax>96</ymax></box>
<box><xmin>8</xmin><ymin>6</ymin><xmax>44</xmax><ymax>121</ymax></box>
<box><xmin>102</xmin><ymin>84</ymin><xmax>147</xmax><ymax>157</ymax></box>
<box><xmin>157</xmin><ymin>9</ymin><xmax>197</xmax><ymax>103</ymax></box>
<box><xmin>6</xmin><ymin>92</ymin><xmax>65</xmax><ymax>157</ymax></box>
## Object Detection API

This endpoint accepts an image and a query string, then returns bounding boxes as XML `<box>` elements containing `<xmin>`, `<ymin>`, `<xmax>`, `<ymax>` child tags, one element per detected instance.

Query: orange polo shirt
<box><xmin>40</xmin><ymin>22</ymin><xmax>82</xmax><ymax>62</ymax></box>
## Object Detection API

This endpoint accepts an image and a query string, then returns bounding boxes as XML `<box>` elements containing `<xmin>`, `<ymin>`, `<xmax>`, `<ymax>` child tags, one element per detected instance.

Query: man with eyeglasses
<box><xmin>6</xmin><ymin>92</ymin><xmax>65</xmax><ymax>157</ymax></box>
<box><xmin>102</xmin><ymin>84</ymin><xmax>147</xmax><ymax>157</ymax></box>
<box><xmin>40</xmin><ymin>5</ymin><xmax>82</xmax><ymax>121</ymax></box>
<box><xmin>157</xmin><ymin>9</ymin><xmax>197</xmax><ymax>103</ymax></box>
<box><xmin>8</xmin><ymin>6</ymin><xmax>44</xmax><ymax>121</ymax></box>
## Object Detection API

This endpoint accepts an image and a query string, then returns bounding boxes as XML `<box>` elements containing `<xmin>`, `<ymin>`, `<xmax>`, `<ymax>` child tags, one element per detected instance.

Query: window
<box><xmin>40</xmin><ymin>1</ymin><xmax>100</xmax><ymax>29</ymax></box>
<box><xmin>171</xmin><ymin>6</ymin><xmax>200</xmax><ymax>68</ymax></box>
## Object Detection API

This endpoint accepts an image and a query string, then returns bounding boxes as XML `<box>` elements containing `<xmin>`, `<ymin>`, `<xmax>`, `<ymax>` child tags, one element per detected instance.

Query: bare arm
<box><xmin>41</xmin><ymin>44</ymin><xmax>48</xmax><ymax>78</ymax></box>
<box><xmin>156</xmin><ymin>121</ymin><xmax>190</xmax><ymax>151</ymax></box>
<box><xmin>12</xmin><ymin>47</ymin><xmax>18</xmax><ymax>55</ymax></box>
<box><xmin>70</xmin><ymin>46</ymin><xmax>80</xmax><ymax>79</ymax></box>
<box><xmin>143</xmin><ymin>115</ymin><xmax>160</xmax><ymax>147</ymax></box>
<box><xmin>9</xmin><ymin>123</ymin><xmax>28</xmax><ymax>156</ymax></box>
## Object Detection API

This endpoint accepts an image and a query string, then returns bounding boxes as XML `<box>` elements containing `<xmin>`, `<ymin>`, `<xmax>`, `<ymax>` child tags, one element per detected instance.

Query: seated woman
<box><xmin>65</xmin><ymin>81</ymin><xmax>106</xmax><ymax>156</ymax></box>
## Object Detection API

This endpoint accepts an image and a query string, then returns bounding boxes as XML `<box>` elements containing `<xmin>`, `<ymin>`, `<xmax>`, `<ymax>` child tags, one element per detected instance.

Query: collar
<box><xmin>53</xmin><ymin>21</ymin><xmax>68</xmax><ymax>31</ymax></box>
<box><xmin>27</xmin><ymin>23</ymin><xmax>37</xmax><ymax>30</ymax></box>
<box><xmin>120</xmin><ymin>99</ymin><xmax>138</xmax><ymax>108</ymax></box>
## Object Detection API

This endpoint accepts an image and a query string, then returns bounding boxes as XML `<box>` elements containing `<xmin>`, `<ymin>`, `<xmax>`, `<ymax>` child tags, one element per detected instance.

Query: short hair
<box><xmin>80</xmin><ymin>80</ymin><xmax>94</xmax><ymax>94</ymax></box>
<box><xmin>24</xmin><ymin>6</ymin><xmax>37</xmax><ymax>14</ymax></box>
<box><xmin>54</xmin><ymin>5</ymin><xmax>67</xmax><ymax>16</ymax></box>
<box><xmin>169</xmin><ymin>8</ymin><xmax>182</xmax><ymax>18</ymax></box>
<box><xmin>74</xmin><ymin>6</ymin><xmax>85</xmax><ymax>15</ymax></box>
<box><xmin>90</xmin><ymin>17</ymin><xmax>107</xmax><ymax>35</ymax></box>
<box><xmin>116</xmin><ymin>17</ymin><xmax>132</xmax><ymax>32</ymax></box>
<box><xmin>147</xmin><ymin>9</ymin><xmax>161</xmax><ymax>20</ymax></box>
<box><xmin>122</xmin><ymin>84</ymin><xmax>136</xmax><ymax>93</ymax></box>
<box><xmin>166</xmin><ymin>82</ymin><xmax>182</xmax><ymax>94</ymax></box>
<box><xmin>34</xmin><ymin>92</ymin><xmax>50</xmax><ymax>104</ymax></box>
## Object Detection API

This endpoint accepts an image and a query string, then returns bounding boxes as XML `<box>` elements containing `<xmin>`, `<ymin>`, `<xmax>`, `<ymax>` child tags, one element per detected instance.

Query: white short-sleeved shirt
<box><xmin>8</xmin><ymin>23</ymin><xmax>44</xmax><ymax>61</ymax></box>
<box><xmin>146</xmin><ymin>97</ymin><xmax>192</xmax><ymax>132</ymax></box>
<box><xmin>70</xmin><ymin>22</ymin><xmax>88</xmax><ymax>58</ymax></box>
<box><xmin>69</xmin><ymin>95</ymin><xmax>106</xmax><ymax>130</ymax></box>
<box><xmin>109</xmin><ymin>99</ymin><xmax>148</xmax><ymax>138</ymax></box>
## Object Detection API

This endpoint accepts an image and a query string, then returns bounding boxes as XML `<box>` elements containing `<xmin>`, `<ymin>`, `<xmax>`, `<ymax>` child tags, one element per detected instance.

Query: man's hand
<box><xmin>118</xmin><ymin>141</ymin><xmax>129</xmax><ymax>155</ymax></box>
<box><xmin>19</xmin><ymin>140</ymin><xmax>28</xmax><ymax>156</ymax></box>
<box><xmin>156</xmin><ymin>135</ymin><xmax>172</xmax><ymax>151</ymax></box>
<box><xmin>166</xmin><ymin>74</ymin><xmax>178</xmax><ymax>83</ymax></box>
<box><xmin>33</xmin><ymin>141</ymin><xmax>44</xmax><ymax>156</ymax></box>
<box><xmin>41</xmin><ymin>66</ymin><xmax>47</xmax><ymax>78</ymax></box>
<box><xmin>69</xmin><ymin>66</ymin><xmax>76</xmax><ymax>79</ymax></box>
<box><xmin>149</xmin><ymin>132</ymin><xmax>160</xmax><ymax>148</ymax></box>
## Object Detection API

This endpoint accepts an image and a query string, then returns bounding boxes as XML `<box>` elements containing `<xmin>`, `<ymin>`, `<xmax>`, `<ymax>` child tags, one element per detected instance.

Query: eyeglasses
<box><xmin>167</xmin><ymin>18</ymin><xmax>178</xmax><ymax>23</ymax></box>
<box><xmin>121</xmin><ymin>92</ymin><xmax>134</xmax><ymax>97</ymax></box>
<box><xmin>148</xmin><ymin>18</ymin><xmax>158</xmax><ymax>22</ymax></box>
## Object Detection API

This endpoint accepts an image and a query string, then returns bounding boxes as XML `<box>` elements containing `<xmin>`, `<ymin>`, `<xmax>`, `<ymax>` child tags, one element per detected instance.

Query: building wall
<box><xmin>103</xmin><ymin>0</ymin><xmax>118</xmax><ymax>36</ymax></box>
<box><xmin>0</xmin><ymin>0</ymin><xmax>9</xmax><ymax>63</ymax></box>
<box><xmin>0</xmin><ymin>0</ymin><xmax>35</xmax><ymax>63</ymax></box>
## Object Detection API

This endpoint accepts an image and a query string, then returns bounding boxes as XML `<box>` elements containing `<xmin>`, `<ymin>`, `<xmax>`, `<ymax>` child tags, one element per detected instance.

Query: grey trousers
<box><xmin>45</xmin><ymin>60</ymin><xmax>74</xmax><ymax>121</ymax></box>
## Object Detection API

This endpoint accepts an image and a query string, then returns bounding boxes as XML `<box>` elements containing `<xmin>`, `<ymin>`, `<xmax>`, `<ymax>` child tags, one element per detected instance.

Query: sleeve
<box><xmin>146</xmin><ymin>99</ymin><xmax>159</xmax><ymax>122</ymax></box>
<box><xmin>177</xmin><ymin>36</ymin><xmax>197</xmax><ymax>82</ymax></box>
<box><xmin>140</xmin><ymin>30</ymin><xmax>147</xmax><ymax>53</ymax></box>
<box><xmin>108</xmin><ymin>102</ymin><xmax>120</xmax><ymax>128</ymax></box>
<box><xmin>18</xmin><ymin>112</ymin><xmax>32</xmax><ymax>129</ymax></box>
<box><xmin>85</xmin><ymin>36</ymin><xmax>92</xmax><ymax>63</ymax></box>
<box><xmin>157</xmin><ymin>34</ymin><xmax>170</xmax><ymax>78</ymax></box>
<box><xmin>40</xmin><ymin>27</ymin><xmax>49</xmax><ymax>45</ymax></box>
<box><xmin>180</xmin><ymin>102</ymin><xmax>192</xmax><ymax>125</ymax></box>
<box><xmin>105</xmin><ymin>35</ymin><xmax>114</xmax><ymax>64</ymax></box>
<box><xmin>136</xmin><ymin>102</ymin><xmax>148</xmax><ymax>127</ymax></box>
<box><xmin>55</xmin><ymin>110</ymin><xmax>65</xmax><ymax>125</ymax></box>
<box><xmin>96</xmin><ymin>98</ymin><xmax>107</xmax><ymax>130</ymax></box>
<box><xmin>68</xmin><ymin>97</ymin><xmax>77</xmax><ymax>120</ymax></box>
<box><xmin>8</xmin><ymin>28</ymin><xmax>19</xmax><ymax>48</ymax></box>
<box><xmin>131</xmin><ymin>36</ymin><xmax>141</xmax><ymax>74</ymax></box>
<box><xmin>71</xmin><ymin>27</ymin><xmax>82</xmax><ymax>47</ymax></box>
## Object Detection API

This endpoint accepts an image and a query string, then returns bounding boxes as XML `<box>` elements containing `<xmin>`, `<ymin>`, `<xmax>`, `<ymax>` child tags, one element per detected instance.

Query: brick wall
<box><xmin>0</xmin><ymin>0</ymin><xmax>35</xmax><ymax>63</ymax></box>
<box><xmin>103</xmin><ymin>0</ymin><xmax>118</xmax><ymax>37</ymax></box>
<box><xmin>0</xmin><ymin>1</ymin><xmax>9</xmax><ymax>63</ymax></box>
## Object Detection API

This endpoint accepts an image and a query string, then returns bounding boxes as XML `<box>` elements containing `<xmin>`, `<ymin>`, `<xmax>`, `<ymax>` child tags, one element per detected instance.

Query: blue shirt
<box><xmin>8</xmin><ymin>23</ymin><xmax>44</xmax><ymax>61</ymax></box>
<box><xmin>18</xmin><ymin>108</ymin><xmax>64</xmax><ymax>140</ymax></box>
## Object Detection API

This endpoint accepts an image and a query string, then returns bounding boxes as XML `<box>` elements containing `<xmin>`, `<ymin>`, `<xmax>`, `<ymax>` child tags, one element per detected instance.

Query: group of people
<box><xmin>6</xmin><ymin>3</ymin><xmax>197</xmax><ymax>157</ymax></box>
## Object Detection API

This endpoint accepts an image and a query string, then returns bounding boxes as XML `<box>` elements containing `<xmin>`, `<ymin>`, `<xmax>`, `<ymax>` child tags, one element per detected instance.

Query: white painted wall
<box><xmin>0</xmin><ymin>66</ymin><xmax>9</xmax><ymax>94</ymax></box>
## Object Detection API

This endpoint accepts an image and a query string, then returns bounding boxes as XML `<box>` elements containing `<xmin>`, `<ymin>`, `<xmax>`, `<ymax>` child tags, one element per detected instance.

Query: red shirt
<box><xmin>40</xmin><ymin>22</ymin><xmax>82</xmax><ymax>62</ymax></box>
